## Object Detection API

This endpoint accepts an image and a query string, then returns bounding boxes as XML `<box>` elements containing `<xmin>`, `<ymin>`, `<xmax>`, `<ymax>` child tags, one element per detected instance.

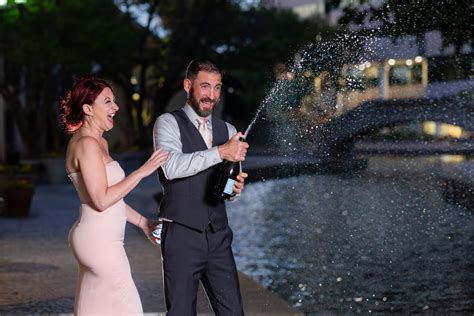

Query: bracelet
<box><xmin>138</xmin><ymin>215</ymin><xmax>142</xmax><ymax>227</ymax></box>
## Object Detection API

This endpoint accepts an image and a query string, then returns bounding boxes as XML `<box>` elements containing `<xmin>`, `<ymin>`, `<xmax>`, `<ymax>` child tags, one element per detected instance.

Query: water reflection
<box><xmin>228</xmin><ymin>156</ymin><xmax>473</xmax><ymax>314</ymax></box>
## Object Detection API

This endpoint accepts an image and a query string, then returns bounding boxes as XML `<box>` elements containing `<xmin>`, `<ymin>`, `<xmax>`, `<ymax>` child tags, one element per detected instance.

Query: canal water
<box><xmin>227</xmin><ymin>155</ymin><xmax>474</xmax><ymax>314</ymax></box>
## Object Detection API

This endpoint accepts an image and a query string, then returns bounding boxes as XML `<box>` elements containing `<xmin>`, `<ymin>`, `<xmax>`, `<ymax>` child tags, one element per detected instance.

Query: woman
<box><xmin>60</xmin><ymin>77</ymin><xmax>168</xmax><ymax>315</ymax></box>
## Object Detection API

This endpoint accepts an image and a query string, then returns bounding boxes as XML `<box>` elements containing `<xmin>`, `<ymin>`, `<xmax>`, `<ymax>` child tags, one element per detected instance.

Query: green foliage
<box><xmin>1</xmin><ymin>0</ymin><xmax>336</xmax><ymax>156</ymax></box>
<box><xmin>0</xmin><ymin>0</ymin><xmax>141</xmax><ymax>157</ymax></box>
<box><xmin>0</xmin><ymin>163</ymin><xmax>33</xmax><ymax>174</ymax></box>
<box><xmin>9</xmin><ymin>179</ymin><xmax>34</xmax><ymax>189</ymax></box>
<box><xmin>1</xmin><ymin>0</ymin><xmax>139</xmax><ymax>73</ymax></box>
<box><xmin>145</xmin><ymin>0</ymin><xmax>336</xmax><ymax>121</ymax></box>
<box><xmin>0</xmin><ymin>163</ymin><xmax>34</xmax><ymax>193</ymax></box>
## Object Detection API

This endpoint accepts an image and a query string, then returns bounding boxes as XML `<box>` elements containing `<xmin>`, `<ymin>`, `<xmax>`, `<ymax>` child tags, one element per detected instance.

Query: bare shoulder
<box><xmin>67</xmin><ymin>135</ymin><xmax>99</xmax><ymax>153</ymax></box>
<box><xmin>76</xmin><ymin>136</ymin><xmax>101</xmax><ymax>148</ymax></box>
<box><xmin>66</xmin><ymin>136</ymin><xmax>101</xmax><ymax>173</ymax></box>
<box><xmin>74</xmin><ymin>136</ymin><xmax>102</xmax><ymax>157</ymax></box>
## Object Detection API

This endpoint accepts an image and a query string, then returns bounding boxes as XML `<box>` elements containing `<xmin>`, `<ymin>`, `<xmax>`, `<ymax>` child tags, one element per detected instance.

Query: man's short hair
<box><xmin>185</xmin><ymin>59</ymin><xmax>222</xmax><ymax>80</ymax></box>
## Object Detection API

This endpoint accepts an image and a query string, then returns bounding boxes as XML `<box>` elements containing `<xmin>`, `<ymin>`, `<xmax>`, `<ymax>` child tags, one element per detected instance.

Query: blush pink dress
<box><xmin>68</xmin><ymin>161</ymin><xmax>143</xmax><ymax>316</ymax></box>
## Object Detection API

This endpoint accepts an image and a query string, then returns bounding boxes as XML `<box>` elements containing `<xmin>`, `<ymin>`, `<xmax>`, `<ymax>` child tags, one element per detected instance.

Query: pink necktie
<box><xmin>197</xmin><ymin>117</ymin><xmax>212</xmax><ymax>149</ymax></box>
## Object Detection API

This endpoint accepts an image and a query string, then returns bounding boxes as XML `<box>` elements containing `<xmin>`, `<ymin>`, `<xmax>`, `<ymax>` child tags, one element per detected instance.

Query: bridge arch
<box><xmin>313</xmin><ymin>97</ymin><xmax>473</xmax><ymax>169</ymax></box>
<box><xmin>318</xmin><ymin>97</ymin><xmax>472</xmax><ymax>146</ymax></box>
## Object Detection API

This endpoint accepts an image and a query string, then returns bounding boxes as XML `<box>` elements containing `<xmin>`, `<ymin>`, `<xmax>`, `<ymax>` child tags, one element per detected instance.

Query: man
<box><xmin>153</xmin><ymin>59</ymin><xmax>249</xmax><ymax>315</ymax></box>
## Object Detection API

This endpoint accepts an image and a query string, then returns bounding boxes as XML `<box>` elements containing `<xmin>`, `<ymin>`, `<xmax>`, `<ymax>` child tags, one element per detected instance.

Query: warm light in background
<box><xmin>388</xmin><ymin>59</ymin><xmax>396</xmax><ymax>66</ymax></box>
<box><xmin>440</xmin><ymin>123</ymin><xmax>463</xmax><ymax>138</ymax></box>
<box><xmin>423</xmin><ymin>121</ymin><xmax>436</xmax><ymax>135</ymax></box>
<box><xmin>313</xmin><ymin>76</ymin><xmax>321</xmax><ymax>92</ymax></box>
<box><xmin>303</xmin><ymin>70</ymin><xmax>313</xmax><ymax>78</ymax></box>
<box><xmin>440</xmin><ymin>155</ymin><xmax>465</xmax><ymax>163</ymax></box>
<box><xmin>423</xmin><ymin>121</ymin><xmax>464</xmax><ymax>138</ymax></box>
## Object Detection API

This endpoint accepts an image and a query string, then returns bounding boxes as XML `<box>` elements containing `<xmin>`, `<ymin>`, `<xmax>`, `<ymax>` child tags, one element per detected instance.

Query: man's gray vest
<box><xmin>158</xmin><ymin>109</ymin><xmax>229</xmax><ymax>232</ymax></box>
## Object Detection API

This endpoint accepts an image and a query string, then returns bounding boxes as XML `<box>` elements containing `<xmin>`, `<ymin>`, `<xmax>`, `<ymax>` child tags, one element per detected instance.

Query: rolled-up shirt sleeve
<box><xmin>153</xmin><ymin>113</ymin><xmax>228</xmax><ymax>180</ymax></box>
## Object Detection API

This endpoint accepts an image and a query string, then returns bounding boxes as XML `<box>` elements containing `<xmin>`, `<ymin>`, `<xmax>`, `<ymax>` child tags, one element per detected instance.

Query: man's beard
<box><xmin>188</xmin><ymin>86</ymin><xmax>218</xmax><ymax>117</ymax></box>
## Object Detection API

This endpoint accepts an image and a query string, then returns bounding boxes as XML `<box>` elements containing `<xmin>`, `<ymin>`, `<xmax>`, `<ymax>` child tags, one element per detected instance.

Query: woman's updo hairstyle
<box><xmin>59</xmin><ymin>77</ymin><xmax>113</xmax><ymax>133</ymax></box>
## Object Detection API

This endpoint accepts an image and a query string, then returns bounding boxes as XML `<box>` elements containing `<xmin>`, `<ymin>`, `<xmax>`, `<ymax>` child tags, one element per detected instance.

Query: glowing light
<box><xmin>130</xmin><ymin>76</ymin><xmax>138</xmax><ymax>85</ymax></box>
<box><xmin>440</xmin><ymin>155</ymin><xmax>465</xmax><ymax>163</ymax></box>
<box><xmin>423</xmin><ymin>121</ymin><xmax>464</xmax><ymax>138</ymax></box>
<box><xmin>286</xmin><ymin>72</ymin><xmax>294</xmax><ymax>80</ymax></box>
<box><xmin>132</xmin><ymin>93</ymin><xmax>140</xmax><ymax>101</ymax></box>
<box><xmin>358</xmin><ymin>64</ymin><xmax>365</xmax><ymax>71</ymax></box>
<box><xmin>440</xmin><ymin>123</ymin><xmax>463</xmax><ymax>138</ymax></box>
<box><xmin>365</xmin><ymin>62</ymin><xmax>372</xmax><ymax>68</ymax></box>
<box><xmin>405</xmin><ymin>59</ymin><xmax>413</xmax><ymax>66</ymax></box>
<box><xmin>0</xmin><ymin>0</ymin><xmax>6</xmax><ymax>6</ymax></box>
<box><xmin>313</xmin><ymin>77</ymin><xmax>321</xmax><ymax>91</ymax></box>
<box><xmin>415</xmin><ymin>56</ymin><xmax>423</xmax><ymax>63</ymax></box>
<box><xmin>423</xmin><ymin>121</ymin><xmax>437</xmax><ymax>135</ymax></box>
<box><xmin>388</xmin><ymin>59</ymin><xmax>396</xmax><ymax>66</ymax></box>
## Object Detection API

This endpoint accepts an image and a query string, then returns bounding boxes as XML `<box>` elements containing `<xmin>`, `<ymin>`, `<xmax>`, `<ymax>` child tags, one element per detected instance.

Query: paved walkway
<box><xmin>0</xmin><ymin>155</ymin><xmax>303</xmax><ymax>315</ymax></box>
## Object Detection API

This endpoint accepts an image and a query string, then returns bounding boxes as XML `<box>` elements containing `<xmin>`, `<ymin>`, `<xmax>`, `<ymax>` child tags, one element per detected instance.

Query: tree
<box><xmin>1</xmin><ymin>0</ymin><xmax>336</xmax><ymax>157</ymax></box>
<box><xmin>0</xmin><ymin>0</ymin><xmax>140</xmax><ymax>158</ymax></box>
<box><xmin>117</xmin><ymin>0</ymin><xmax>163</xmax><ymax>147</ymax></box>
<box><xmin>134</xmin><ymin>0</ymin><xmax>335</xmax><ymax>131</ymax></box>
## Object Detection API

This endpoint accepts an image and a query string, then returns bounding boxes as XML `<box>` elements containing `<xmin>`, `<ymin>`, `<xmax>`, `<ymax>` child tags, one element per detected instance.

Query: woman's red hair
<box><xmin>59</xmin><ymin>77</ymin><xmax>112</xmax><ymax>133</ymax></box>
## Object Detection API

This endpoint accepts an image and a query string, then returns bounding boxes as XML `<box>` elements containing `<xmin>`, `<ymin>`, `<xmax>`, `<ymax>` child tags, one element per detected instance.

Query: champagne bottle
<box><xmin>213</xmin><ymin>136</ymin><xmax>245</xmax><ymax>200</ymax></box>
<box><xmin>213</xmin><ymin>159</ymin><xmax>242</xmax><ymax>200</ymax></box>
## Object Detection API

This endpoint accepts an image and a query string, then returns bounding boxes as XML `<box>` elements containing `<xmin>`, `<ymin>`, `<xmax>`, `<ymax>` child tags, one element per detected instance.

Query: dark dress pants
<box><xmin>161</xmin><ymin>222</ymin><xmax>244</xmax><ymax>316</ymax></box>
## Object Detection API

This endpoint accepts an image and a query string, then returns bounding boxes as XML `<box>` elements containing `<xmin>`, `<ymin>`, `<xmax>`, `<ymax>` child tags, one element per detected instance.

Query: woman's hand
<box><xmin>137</xmin><ymin>149</ymin><xmax>168</xmax><ymax>178</ymax></box>
<box><xmin>141</xmin><ymin>218</ymin><xmax>162</xmax><ymax>245</ymax></box>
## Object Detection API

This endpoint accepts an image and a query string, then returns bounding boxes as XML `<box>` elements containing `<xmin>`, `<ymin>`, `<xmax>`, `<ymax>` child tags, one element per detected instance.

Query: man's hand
<box><xmin>218</xmin><ymin>132</ymin><xmax>249</xmax><ymax>162</ymax></box>
<box><xmin>233</xmin><ymin>172</ymin><xmax>248</xmax><ymax>196</ymax></box>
